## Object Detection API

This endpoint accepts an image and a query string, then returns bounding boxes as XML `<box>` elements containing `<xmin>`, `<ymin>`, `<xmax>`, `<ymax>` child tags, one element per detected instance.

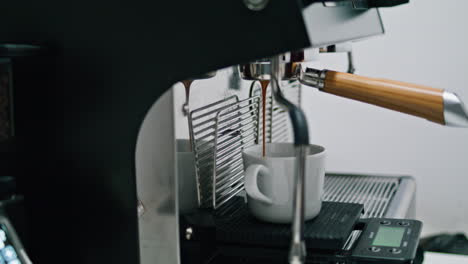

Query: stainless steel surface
<box><xmin>323</xmin><ymin>174</ymin><xmax>400</xmax><ymax>218</ymax></box>
<box><xmin>136</xmin><ymin>89</ymin><xmax>179</xmax><ymax>264</ymax></box>
<box><xmin>443</xmin><ymin>91</ymin><xmax>468</xmax><ymax>127</ymax></box>
<box><xmin>239</xmin><ymin>61</ymin><xmax>273</xmax><ymax>81</ymax></box>
<box><xmin>347</xmin><ymin>50</ymin><xmax>356</xmax><ymax>73</ymax></box>
<box><xmin>384</xmin><ymin>176</ymin><xmax>417</xmax><ymax>219</ymax></box>
<box><xmin>19</xmin><ymin>249</ymin><xmax>33</xmax><ymax>264</ymax></box>
<box><xmin>239</xmin><ymin>50</ymin><xmax>320</xmax><ymax>82</ymax></box>
<box><xmin>302</xmin><ymin>4</ymin><xmax>384</xmax><ymax>48</ymax></box>
<box><xmin>343</xmin><ymin>230</ymin><xmax>362</xmax><ymax>250</ymax></box>
<box><xmin>243</xmin><ymin>0</ymin><xmax>269</xmax><ymax>11</ymax></box>
<box><xmin>189</xmin><ymin>95</ymin><xmax>261</xmax><ymax>209</ymax></box>
<box><xmin>298</xmin><ymin>67</ymin><xmax>327</xmax><ymax>89</ymax></box>
<box><xmin>239</xmin><ymin>61</ymin><xmax>297</xmax><ymax>81</ymax></box>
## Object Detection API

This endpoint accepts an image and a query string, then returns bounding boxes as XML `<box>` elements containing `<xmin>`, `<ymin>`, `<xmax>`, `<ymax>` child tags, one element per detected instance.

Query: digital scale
<box><xmin>180</xmin><ymin>198</ymin><xmax>422</xmax><ymax>264</ymax></box>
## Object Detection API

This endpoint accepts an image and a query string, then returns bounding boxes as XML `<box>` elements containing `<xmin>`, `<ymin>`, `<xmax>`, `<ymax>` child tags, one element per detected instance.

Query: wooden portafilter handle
<box><xmin>298</xmin><ymin>68</ymin><xmax>468</xmax><ymax>127</ymax></box>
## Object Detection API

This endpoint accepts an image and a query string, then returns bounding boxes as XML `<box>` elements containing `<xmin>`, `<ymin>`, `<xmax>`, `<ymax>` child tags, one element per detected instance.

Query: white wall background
<box><xmin>302</xmin><ymin>0</ymin><xmax>468</xmax><ymax>236</ymax></box>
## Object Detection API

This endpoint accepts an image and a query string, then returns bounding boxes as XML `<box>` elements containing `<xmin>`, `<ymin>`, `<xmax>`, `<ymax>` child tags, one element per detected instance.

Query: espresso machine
<box><xmin>137</xmin><ymin>3</ymin><xmax>468</xmax><ymax>264</ymax></box>
<box><xmin>1</xmin><ymin>0</ymin><xmax>468</xmax><ymax>264</ymax></box>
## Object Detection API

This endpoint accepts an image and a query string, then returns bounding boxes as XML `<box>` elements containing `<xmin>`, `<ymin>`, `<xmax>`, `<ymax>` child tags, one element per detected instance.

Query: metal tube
<box><xmin>289</xmin><ymin>145</ymin><xmax>308</xmax><ymax>264</ymax></box>
<box><xmin>443</xmin><ymin>91</ymin><xmax>468</xmax><ymax>127</ymax></box>
<box><xmin>270</xmin><ymin>55</ymin><xmax>309</xmax><ymax>264</ymax></box>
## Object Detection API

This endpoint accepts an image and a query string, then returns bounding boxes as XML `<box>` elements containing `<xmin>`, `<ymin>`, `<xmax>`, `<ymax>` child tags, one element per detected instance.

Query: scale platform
<box><xmin>211</xmin><ymin>197</ymin><xmax>363</xmax><ymax>250</ymax></box>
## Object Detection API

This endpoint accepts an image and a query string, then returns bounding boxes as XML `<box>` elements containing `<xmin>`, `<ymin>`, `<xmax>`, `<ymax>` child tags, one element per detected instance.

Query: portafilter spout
<box><xmin>239</xmin><ymin>49</ymin><xmax>318</xmax><ymax>81</ymax></box>
<box><xmin>270</xmin><ymin>56</ymin><xmax>310</xmax><ymax>264</ymax></box>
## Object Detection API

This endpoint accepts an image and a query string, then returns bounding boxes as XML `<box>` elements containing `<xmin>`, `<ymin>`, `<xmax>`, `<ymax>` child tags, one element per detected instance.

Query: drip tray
<box><xmin>181</xmin><ymin>197</ymin><xmax>364</xmax><ymax>251</ymax></box>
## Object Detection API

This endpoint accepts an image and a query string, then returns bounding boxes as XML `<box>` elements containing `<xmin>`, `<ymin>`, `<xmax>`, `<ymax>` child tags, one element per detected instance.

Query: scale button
<box><xmin>380</xmin><ymin>220</ymin><xmax>391</xmax><ymax>225</ymax></box>
<box><xmin>390</xmin><ymin>248</ymin><xmax>402</xmax><ymax>254</ymax></box>
<box><xmin>0</xmin><ymin>245</ymin><xmax>17</xmax><ymax>261</ymax></box>
<box><xmin>369</xmin><ymin>246</ymin><xmax>381</xmax><ymax>252</ymax></box>
<box><xmin>0</xmin><ymin>230</ymin><xmax>5</xmax><ymax>242</ymax></box>
<box><xmin>398</xmin><ymin>221</ymin><xmax>410</xmax><ymax>226</ymax></box>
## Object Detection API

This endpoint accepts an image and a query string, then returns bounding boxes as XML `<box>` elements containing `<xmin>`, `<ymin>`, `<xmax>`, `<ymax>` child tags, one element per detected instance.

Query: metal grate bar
<box><xmin>189</xmin><ymin>96</ymin><xmax>261</xmax><ymax>209</ymax></box>
<box><xmin>323</xmin><ymin>174</ymin><xmax>400</xmax><ymax>218</ymax></box>
<box><xmin>212</xmin><ymin>97</ymin><xmax>261</xmax><ymax>209</ymax></box>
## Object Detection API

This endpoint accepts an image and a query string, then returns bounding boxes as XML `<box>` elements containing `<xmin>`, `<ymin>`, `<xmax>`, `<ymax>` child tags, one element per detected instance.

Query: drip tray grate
<box><xmin>323</xmin><ymin>173</ymin><xmax>400</xmax><ymax>218</ymax></box>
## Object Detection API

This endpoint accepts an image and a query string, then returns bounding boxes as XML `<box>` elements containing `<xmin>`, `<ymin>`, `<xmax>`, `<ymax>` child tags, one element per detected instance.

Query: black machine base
<box><xmin>180</xmin><ymin>197</ymin><xmax>422</xmax><ymax>264</ymax></box>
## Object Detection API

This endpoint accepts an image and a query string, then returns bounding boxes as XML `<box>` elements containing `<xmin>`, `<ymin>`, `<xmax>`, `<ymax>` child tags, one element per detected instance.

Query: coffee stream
<box><xmin>259</xmin><ymin>80</ymin><xmax>269</xmax><ymax>157</ymax></box>
<box><xmin>181</xmin><ymin>80</ymin><xmax>193</xmax><ymax>103</ymax></box>
<box><xmin>182</xmin><ymin>80</ymin><xmax>194</xmax><ymax>151</ymax></box>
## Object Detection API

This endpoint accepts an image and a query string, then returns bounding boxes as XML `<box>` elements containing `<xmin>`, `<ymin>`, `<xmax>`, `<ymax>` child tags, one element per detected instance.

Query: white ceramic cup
<box><xmin>242</xmin><ymin>143</ymin><xmax>326</xmax><ymax>223</ymax></box>
<box><xmin>177</xmin><ymin>139</ymin><xmax>198</xmax><ymax>214</ymax></box>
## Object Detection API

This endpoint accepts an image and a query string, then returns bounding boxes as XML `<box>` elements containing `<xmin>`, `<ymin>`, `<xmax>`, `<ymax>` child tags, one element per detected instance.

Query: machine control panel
<box><xmin>352</xmin><ymin>218</ymin><xmax>422</xmax><ymax>263</ymax></box>
<box><xmin>0</xmin><ymin>216</ymin><xmax>30</xmax><ymax>264</ymax></box>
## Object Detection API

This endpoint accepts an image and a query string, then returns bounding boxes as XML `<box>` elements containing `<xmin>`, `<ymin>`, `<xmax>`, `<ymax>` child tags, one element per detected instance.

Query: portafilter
<box><xmin>239</xmin><ymin>51</ymin><xmax>468</xmax><ymax>127</ymax></box>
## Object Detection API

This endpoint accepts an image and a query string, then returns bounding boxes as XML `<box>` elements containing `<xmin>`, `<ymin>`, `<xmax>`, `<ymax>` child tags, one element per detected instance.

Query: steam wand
<box><xmin>270</xmin><ymin>56</ymin><xmax>310</xmax><ymax>264</ymax></box>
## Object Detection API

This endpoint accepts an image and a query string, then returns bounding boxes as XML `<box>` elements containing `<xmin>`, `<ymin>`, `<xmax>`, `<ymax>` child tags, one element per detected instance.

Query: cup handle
<box><xmin>245</xmin><ymin>164</ymin><xmax>273</xmax><ymax>205</ymax></box>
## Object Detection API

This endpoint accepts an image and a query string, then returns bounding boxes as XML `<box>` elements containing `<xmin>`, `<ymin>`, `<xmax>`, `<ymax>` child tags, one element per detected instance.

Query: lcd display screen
<box><xmin>372</xmin><ymin>226</ymin><xmax>405</xmax><ymax>247</ymax></box>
